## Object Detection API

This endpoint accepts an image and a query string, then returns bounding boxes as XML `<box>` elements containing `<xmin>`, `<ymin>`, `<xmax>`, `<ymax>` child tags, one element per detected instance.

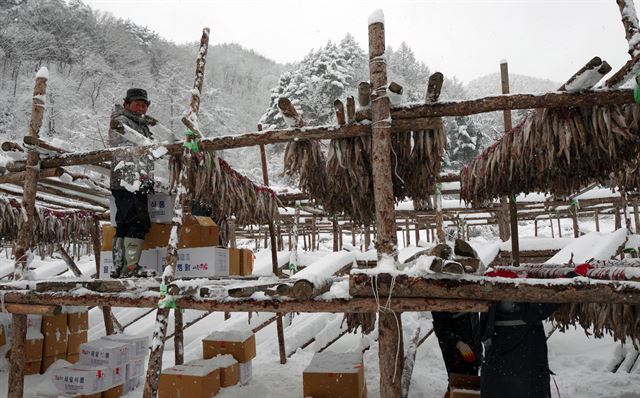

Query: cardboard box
<box><xmin>99</xmin><ymin>249</ymin><xmax>158</xmax><ymax>280</ymax></box>
<box><xmin>125</xmin><ymin>358</ymin><xmax>145</xmax><ymax>379</ymax></box>
<box><xmin>448</xmin><ymin>373</ymin><xmax>480</xmax><ymax>398</ymax></box>
<box><xmin>79</xmin><ymin>338</ymin><xmax>131</xmax><ymax>367</ymax></box>
<box><xmin>239</xmin><ymin>360</ymin><xmax>252</xmax><ymax>385</ymax></box>
<box><xmin>124</xmin><ymin>377</ymin><xmax>141</xmax><ymax>394</ymax></box>
<box><xmin>72</xmin><ymin>393</ymin><xmax>101</xmax><ymax>398</ymax></box>
<box><xmin>101</xmin><ymin>224</ymin><xmax>117</xmax><ymax>251</ymax></box>
<box><xmin>102</xmin><ymin>384</ymin><xmax>124</xmax><ymax>398</ymax></box>
<box><xmin>42</xmin><ymin>353</ymin><xmax>67</xmax><ymax>373</ymax></box>
<box><xmin>110</xmin><ymin>365</ymin><xmax>126</xmax><ymax>386</ymax></box>
<box><xmin>240</xmin><ymin>249</ymin><xmax>254</xmax><ymax>276</ymax></box>
<box><xmin>158</xmin><ymin>362</ymin><xmax>220</xmax><ymax>398</ymax></box>
<box><xmin>68</xmin><ymin>311</ymin><xmax>89</xmax><ymax>333</ymax></box>
<box><xmin>179</xmin><ymin>215</ymin><xmax>220</xmax><ymax>248</ymax></box>
<box><xmin>228</xmin><ymin>248</ymin><xmax>241</xmax><ymax>276</ymax></box>
<box><xmin>68</xmin><ymin>331</ymin><xmax>89</xmax><ymax>355</ymax></box>
<box><xmin>42</xmin><ymin>313</ymin><xmax>68</xmax><ymax>357</ymax></box>
<box><xmin>146</xmin><ymin>222</ymin><xmax>172</xmax><ymax>248</ymax></box>
<box><xmin>202</xmin><ymin>330</ymin><xmax>256</xmax><ymax>363</ymax></box>
<box><xmin>0</xmin><ymin>314</ymin><xmax>42</xmax><ymax>339</ymax></box>
<box><xmin>25</xmin><ymin>360</ymin><xmax>41</xmax><ymax>375</ymax></box>
<box><xmin>68</xmin><ymin>353</ymin><xmax>80</xmax><ymax>364</ymax></box>
<box><xmin>103</xmin><ymin>334</ymin><xmax>149</xmax><ymax>359</ymax></box>
<box><xmin>195</xmin><ymin>355</ymin><xmax>238</xmax><ymax>388</ymax></box>
<box><xmin>158</xmin><ymin>246</ymin><xmax>229</xmax><ymax>278</ymax></box>
<box><xmin>109</xmin><ymin>193</ymin><xmax>176</xmax><ymax>225</ymax></box>
<box><xmin>52</xmin><ymin>365</ymin><xmax>113</xmax><ymax>395</ymax></box>
<box><xmin>303</xmin><ymin>352</ymin><xmax>365</xmax><ymax>398</ymax></box>
<box><xmin>0</xmin><ymin>324</ymin><xmax>5</xmax><ymax>347</ymax></box>
<box><xmin>26</xmin><ymin>335</ymin><xmax>44</xmax><ymax>361</ymax></box>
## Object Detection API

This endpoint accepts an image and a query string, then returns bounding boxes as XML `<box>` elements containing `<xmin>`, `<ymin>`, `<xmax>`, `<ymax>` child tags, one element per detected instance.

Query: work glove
<box><xmin>455</xmin><ymin>341</ymin><xmax>476</xmax><ymax>362</ymax></box>
<box><xmin>566</xmin><ymin>262</ymin><xmax>593</xmax><ymax>278</ymax></box>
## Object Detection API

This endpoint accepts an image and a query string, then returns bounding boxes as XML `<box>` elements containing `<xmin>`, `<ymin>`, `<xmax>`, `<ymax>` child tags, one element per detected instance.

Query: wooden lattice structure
<box><xmin>4</xmin><ymin>2</ymin><xmax>640</xmax><ymax>398</ymax></box>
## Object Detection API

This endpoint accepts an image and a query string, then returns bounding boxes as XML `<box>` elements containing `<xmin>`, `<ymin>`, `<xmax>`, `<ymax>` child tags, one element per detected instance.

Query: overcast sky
<box><xmin>84</xmin><ymin>0</ymin><xmax>636</xmax><ymax>84</ymax></box>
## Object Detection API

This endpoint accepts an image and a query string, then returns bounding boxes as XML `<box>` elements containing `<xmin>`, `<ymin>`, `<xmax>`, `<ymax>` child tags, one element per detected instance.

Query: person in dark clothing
<box><xmin>479</xmin><ymin>301</ymin><xmax>560</xmax><ymax>398</ymax></box>
<box><xmin>109</xmin><ymin>88</ymin><xmax>156</xmax><ymax>278</ymax></box>
<box><xmin>432</xmin><ymin>312</ymin><xmax>481</xmax><ymax>383</ymax></box>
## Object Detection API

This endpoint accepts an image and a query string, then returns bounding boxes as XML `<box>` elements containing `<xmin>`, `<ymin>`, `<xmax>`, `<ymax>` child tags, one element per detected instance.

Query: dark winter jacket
<box><xmin>108</xmin><ymin>104</ymin><xmax>155</xmax><ymax>191</ymax></box>
<box><xmin>480</xmin><ymin>301</ymin><xmax>560</xmax><ymax>398</ymax></box>
<box><xmin>432</xmin><ymin>311</ymin><xmax>481</xmax><ymax>378</ymax></box>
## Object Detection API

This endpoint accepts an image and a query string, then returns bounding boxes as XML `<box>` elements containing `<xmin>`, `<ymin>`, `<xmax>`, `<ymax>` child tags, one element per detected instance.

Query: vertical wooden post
<box><xmin>364</xmin><ymin>224</ymin><xmax>371</xmax><ymax>250</ymax></box>
<box><xmin>143</xmin><ymin>28</ymin><xmax>209</xmax><ymax>398</ymax></box>
<box><xmin>571</xmin><ymin>207</ymin><xmax>579</xmax><ymax>238</ymax></box>
<box><xmin>339</xmin><ymin>225</ymin><xmax>343</xmax><ymax>250</ymax></box>
<box><xmin>349</xmin><ymin>226</ymin><xmax>354</xmax><ymax>246</ymax></box>
<box><xmin>288</xmin><ymin>227</ymin><xmax>292</xmax><ymax>250</ymax></box>
<box><xmin>404</xmin><ymin>218</ymin><xmax>411</xmax><ymax>246</ymax></box>
<box><xmin>534</xmin><ymin>220</ymin><xmax>538</xmax><ymax>237</ymax></box>
<box><xmin>228</xmin><ymin>217</ymin><xmax>237</xmax><ymax>248</ymax></box>
<box><xmin>500</xmin><ymin>61</ymin><xmax>519</xmax><ymax>266</ymax></box>
<box><xmin>633</xmin><ymin>201</ymin><xmax>640</xmax><ymax>233</ymax></box>
<box><xmin>332</xmin><ymin>217</ymin><xmax>339</xmax><ymax>252</ymax></box>
<box><xmin>435</xmin><ymin>194</ymin><xmax>446</xmax><ymax>243</ymax></box>
<box><xmin>466</xmin><ymin>224</ymin><xmax>470</xmax><ymax>241</ymax></box>
<box><xmin>369</xmin><ymin>12</ymin><xmax>403</xmax><ymax>398</ymax></box>
<box><xmin>557</xmin><ymin>216</ymin><xmax>562</xmax><ymax>237</ymax></box>
<box><xmin>9</xmin><ymin>67</ymin><xmax>48</xmax><ymax>398</ymax></box>
<box><xmin>311</xmin><ymin>216</ymin><xmax>317</xmax><ymax>251</ymax></box>
<box><xmin>414</xmin><ymin>222</ymin><xmax>420</xmax><ymax>245</ymax></box>
<box><xmin>595</xmin><ymin>209</ymin><xmax>600</xmax><ymax>232</ymax></box>
<box><xmin>8</xmin><ymin>314</ymin><xmax>27</xmax><ymax>398</ymax></box>
<box><xmin>615</xmin><ymin>203</ymin><xmax>622</xmax><ymax>230</ymax></box>
<box><xmin>256</xmin><ymin>123</ymin><xmax>287</xmax><ymax>365</ymax></box>
<box><xmin>174</xmin><ymin>310</ymin><xmax>184</xmax><ymax>365</ymax></box>
<box><xmin>498</xmin><ymin>197</ymin><xmax>511</xmax><ymax>241</ymax></box>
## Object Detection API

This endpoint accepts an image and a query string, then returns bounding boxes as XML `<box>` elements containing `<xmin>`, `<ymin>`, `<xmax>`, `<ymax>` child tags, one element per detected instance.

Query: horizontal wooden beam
<box><xmin>349</xmin><ymin>273</ymin><xmax>640</xmax><ymax>305</ymax></box>
<box><xmin>5</xmin><ymin>89</ymin><xmax>633</xmax><ymax>172</ymax></box>
<box><xmin>0</xmin><ymin>290</ymin><xmax>490</xmax><ymax>313</ymax></box>
<box><xmin>1</xmin><ymin>303</ymin><xmax>61</xmax><ymax>315</ymax></box>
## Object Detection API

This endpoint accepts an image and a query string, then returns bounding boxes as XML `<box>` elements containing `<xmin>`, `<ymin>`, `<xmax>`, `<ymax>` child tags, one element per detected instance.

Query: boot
<box><xmin>110</xmin><ymin>237</ymin><xmax>126</xmax><ymax>278</ymax></box>
<box><xmin>123</xmin><ymin>237</ymin><xmax>145</xmax><ymax>277</ymax></box>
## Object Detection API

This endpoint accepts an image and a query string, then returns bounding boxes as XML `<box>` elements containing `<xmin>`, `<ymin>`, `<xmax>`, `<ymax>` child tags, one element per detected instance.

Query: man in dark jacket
<box><xmin>109</xmin><ymin>88</ymin><xmax>156</xmax><ymax>278</ymax></box>
<box><xmin>432</xmin><ymin>311</ymin><xmax>481</xmax><ymax>391</ymax></box>
<box><xmin>480</xmin><ymin>301</ymin><xmax>560</xmax><ymax>398</ymax></box>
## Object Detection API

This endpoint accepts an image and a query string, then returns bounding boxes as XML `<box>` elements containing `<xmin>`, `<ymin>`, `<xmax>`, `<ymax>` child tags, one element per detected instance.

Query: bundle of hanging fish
<box><xmin>552</xmin><ymin>303</ymin><xmax>640</xmax><ymax>345</ymax></box>
<box><xmin>610</xmin><ymin>153</ymin><xmax>640</xmax><ymax>192</ymax></box>
<box><xmin>461</xmin><ymin>104</ymin><xmax>640</xmax><ymax>206</ymax></box>
<box><xmin>173</xmin><ymin>151</ymin><xmax>280</xmax><ymax>226</ymax></box>
<box><xmin>284</xmin><ymin>108</ymin><xmax>446</xmax><ymax>224</ymax></box>
<box><xmin>0</xmin><ymin>196</ymin><xmax>98</xmax><ymax>245</ymax></box>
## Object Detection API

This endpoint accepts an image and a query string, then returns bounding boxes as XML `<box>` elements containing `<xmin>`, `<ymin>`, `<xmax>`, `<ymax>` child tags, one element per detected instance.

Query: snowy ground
<box><xmin>1</xmin><ymin>214</ymin><xmax>640</xmax><ymax>397</ymax></box>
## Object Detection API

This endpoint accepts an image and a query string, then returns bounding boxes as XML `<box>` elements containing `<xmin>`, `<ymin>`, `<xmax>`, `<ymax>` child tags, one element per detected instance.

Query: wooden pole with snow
<box><xmin>8</xmin><ymin>67</ymin><xmax>48</xmax><ymax>398</ymax></box>
<box><xmin>500</xmin><ymin>61</ymin><xmax>520</xmax><ymax>266</ymax></box>
<box><xmin>143</xmin><ymin>27</ymin><xmax>209</xmax><ymax>398</ymax></box>
<box><xmin>368</xmin><ymin>11</ymin><xmax>404</xmax><ymax>398</ymax></box>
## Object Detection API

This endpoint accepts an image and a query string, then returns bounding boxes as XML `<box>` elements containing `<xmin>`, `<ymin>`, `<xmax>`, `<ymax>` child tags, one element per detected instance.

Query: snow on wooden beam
<box><xmin>349</xmin><ymin>273</ymin><xmax>640</xmax><ymax>305</ymax></box>
<box><xmin>559</xmin><ymin>56</ymin><xmax>612</xmax><ymax>91</ymax></box>
<box><xmin>1</xmin><ymin>303</ymin><xmax>61</xmax><ymax>315</ymax></box>
<box><xmin>5</xmin><ymin>89</ymin><xmax>633</xmax><ymax>173</ymax></box>
<box><xmin>0</xmin><ymin>167</ymin><xmax>63</xmax><ymax>184</ymax></box>
<box><xmin>617</xmin><ymin>0</ymin><xmax>640</xmax><ymax>56</ymax></box>
<box><xmin>0</xmin><ymin>290</ymin><xmax>490</xmax><ymax>313</ymax></box>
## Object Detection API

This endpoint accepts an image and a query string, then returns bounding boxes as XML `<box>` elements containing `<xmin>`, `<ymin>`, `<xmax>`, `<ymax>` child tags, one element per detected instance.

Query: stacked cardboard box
<box><xmin>202</xmin><ymin>330</ymin><xmax>255</xmax><ymax>385</ymax></box>
<box><xmin>100</xmin><ymin>214</ymin><xmax>227</xmax><ymax>279</ymax></box>
<box><xmin>67</xmin><ymin>309</ymin><xmax>89</xmax><ymax>364</ymax></box>
<box><xmin>41</xmin><ymin>313</ymin><xmax>68</xmax><ymax>373</ymax></box>
<box><xmin>303</xmin><ymin>352</ymin><xmax>366</xmax><ymax>398</ymax></box>
<box><xmin>447</xmin><ymin>373</ymin><xmax>480</xmax><ymax>398</ymax></box>
<box><xmin>159</xmin><ymin>360</ymin><xmax>221</xmax><ymax>398</ymax></box>
<box><xmin>53</xmin><ymin>334</ymin><xmax>148</xmax><ymax>397</ymax></box>
<box><xmin>0</xmin><ymin>314</ymin><xmax>45</xmax><ymax>374</ymax></box>
<box><xmin>103</xmin><ymin>334</ymin><xmax>149</xmax><ymax>392</ymax></box>
<box><xmin>194</xmin><ymin>355</ymin><xmax>239</xmax><ymax>388</ymax></box>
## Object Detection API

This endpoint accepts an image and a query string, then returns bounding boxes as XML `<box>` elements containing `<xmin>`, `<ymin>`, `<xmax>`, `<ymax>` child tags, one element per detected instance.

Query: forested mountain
<box><xmin>0</xmin><ymin>0</ymin><xmax>284</xmax><ymax>152</ymax></box>
<box><xmin>1</xmin><ymin>0</ymin><xmax>562</xmax><ymax>186</ymax></box>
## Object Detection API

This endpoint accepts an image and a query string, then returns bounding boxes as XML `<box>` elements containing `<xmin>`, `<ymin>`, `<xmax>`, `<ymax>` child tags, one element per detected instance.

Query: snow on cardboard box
<box><xmin>158</xmin><ymin>360</ymin><xmax>221</xmax><ymax>398</ymax></box>
<box><xmin>202</xmin><ymin>329</ymin><xmax>256</xmax><ymax>363</ymax></box>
